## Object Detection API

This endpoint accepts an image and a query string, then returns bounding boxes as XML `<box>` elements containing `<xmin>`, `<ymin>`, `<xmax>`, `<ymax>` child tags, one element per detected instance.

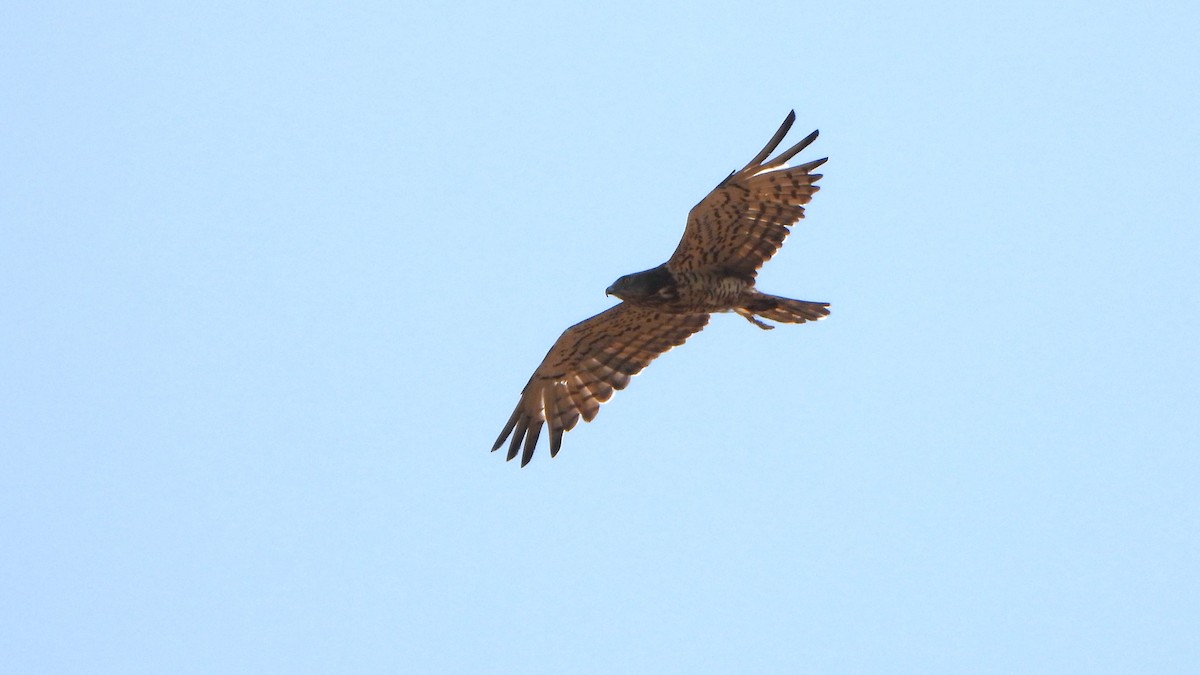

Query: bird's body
<box><xmin>607</xmin><ymin>265</ymin><xmax>828</xmax><ymax>327</ymax></box>
<box><xmin>606</xmin><ymin>265</ymin><xmax>747</xmax><ymax>311</ymax></box>
<box><xmin>494</xmin><ymin>111</ymin><xmax>831</xmax><ymax>465</ymax></box>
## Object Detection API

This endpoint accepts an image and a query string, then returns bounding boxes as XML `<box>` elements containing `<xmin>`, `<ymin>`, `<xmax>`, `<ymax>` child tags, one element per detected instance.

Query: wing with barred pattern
<box><xmin>493</xmin><ymin>304</ymin><xmax>709</xmax><ymax>466</ymax></box>
<box><xmin>668</xmin><ymin>110</ymin><xmax>826</xmax><ymax>278</ymax></box>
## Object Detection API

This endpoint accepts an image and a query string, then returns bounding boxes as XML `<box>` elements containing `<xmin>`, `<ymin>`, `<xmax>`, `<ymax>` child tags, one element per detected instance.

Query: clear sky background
<box><xmin>3</xmin><ymin>1</ymin><xmax>1198</xmax><ymax>673</ymax></box>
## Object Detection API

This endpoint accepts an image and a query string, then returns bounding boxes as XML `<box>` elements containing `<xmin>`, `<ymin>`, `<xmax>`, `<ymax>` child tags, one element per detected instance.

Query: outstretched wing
<box><xmin>493</xmin><ymin>304</ymin><xmax>710</xmax><ymax>466</ymax></box>
<box><xmin>667</xmin><ymin>110</ymin><xmax>826</xmax><ymax>278</ymax></box>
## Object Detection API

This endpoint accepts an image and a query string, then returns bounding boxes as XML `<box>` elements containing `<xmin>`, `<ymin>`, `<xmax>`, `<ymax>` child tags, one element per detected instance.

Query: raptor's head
<box><xmin>605</xmin><ymin>264</ymin><xmax>672</xmax><ymax>302</ymax></box>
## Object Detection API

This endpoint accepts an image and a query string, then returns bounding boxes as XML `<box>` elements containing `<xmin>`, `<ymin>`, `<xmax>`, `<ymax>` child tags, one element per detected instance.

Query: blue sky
<box><xmin>3</xmin><ymin>1</ymin><xmax>1198</xmax><ymax>673</ymax></box>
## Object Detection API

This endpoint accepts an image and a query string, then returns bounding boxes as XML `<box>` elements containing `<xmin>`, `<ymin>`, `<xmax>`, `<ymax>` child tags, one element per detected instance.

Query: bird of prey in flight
<box><xmin>494</xmin><ymin>111</ymin><xmax>829</xmax><ymax>466</ymax></box>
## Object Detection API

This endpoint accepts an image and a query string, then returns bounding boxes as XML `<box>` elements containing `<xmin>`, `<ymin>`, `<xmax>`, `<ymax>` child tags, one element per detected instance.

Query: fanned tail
<box><xmin>737</xmin><ymin>293</ymin><xmax>830</xmax><ymax>329</ymax></box>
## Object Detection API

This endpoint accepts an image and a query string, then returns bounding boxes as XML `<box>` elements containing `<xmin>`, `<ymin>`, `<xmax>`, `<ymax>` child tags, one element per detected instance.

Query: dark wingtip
<box><xmin>493</xmin><ymin>406</ymin><xmax>521</xmax><ymax>452</ymax></box>
<box><xmin>759</xmin><ymin>128</ymin><xmax>821</xmax><ymax>171</ymax></box>
<box><xmin>743</xmin><ymin>111</ymin><xmax>798</xmax><ymax>171</ymax></box>
<box><xmin>520</xmin><ymin>422</ymin><xmax>541</xmax><ymax>467</ymax></box>
<box><xmin>506</xmin><ymin>416</ymin><xmax>528</xmax><ymax>462</ymax></box>
<box><xmin>797</xmin><ymin>156</ymin><xmax>828</xmax><ymax>173</ymax></box>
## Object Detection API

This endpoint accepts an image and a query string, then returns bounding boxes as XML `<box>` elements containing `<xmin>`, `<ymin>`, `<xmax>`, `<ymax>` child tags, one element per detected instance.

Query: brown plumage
<box><xmin>494</xmin><ymin>111</ymin><xmax>829</xmax><ymax>466</ymax></box>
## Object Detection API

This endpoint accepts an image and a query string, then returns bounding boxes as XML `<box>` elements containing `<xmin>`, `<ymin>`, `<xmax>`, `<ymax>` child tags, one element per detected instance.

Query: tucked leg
<box><xmin>735</xmin><ymin>308</ymin><xmax>775</xmax><ymax>330</ymax></box>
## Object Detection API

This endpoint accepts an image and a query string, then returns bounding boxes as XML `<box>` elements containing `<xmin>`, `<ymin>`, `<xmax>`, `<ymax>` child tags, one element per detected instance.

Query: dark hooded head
<box><xmin>605</xmin><ymin>264</ymin><xmax>673</xmax><ymax>302</ymax></box>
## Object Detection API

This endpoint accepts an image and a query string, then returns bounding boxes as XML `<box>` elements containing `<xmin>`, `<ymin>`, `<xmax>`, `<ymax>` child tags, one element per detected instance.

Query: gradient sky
<box><xmin>4</xmin><ymin>1</ymin><xmax>1198</xmax><ymax>673</ymax></box>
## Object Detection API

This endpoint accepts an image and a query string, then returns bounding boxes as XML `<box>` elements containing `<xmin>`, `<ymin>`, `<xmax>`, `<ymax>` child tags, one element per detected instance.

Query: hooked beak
<box><xmin>605</xmin><ymin>286</ymin><xmax>615</xmax><ymax>297</ymax></box>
